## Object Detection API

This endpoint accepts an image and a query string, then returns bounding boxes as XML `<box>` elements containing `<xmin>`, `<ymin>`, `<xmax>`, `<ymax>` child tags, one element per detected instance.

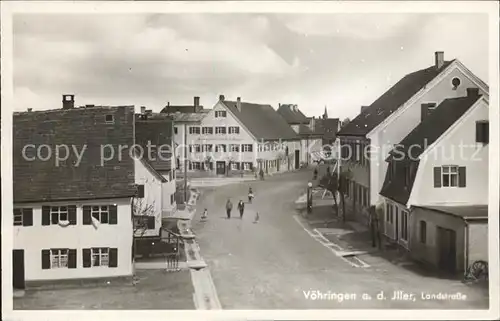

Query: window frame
<box><xmin>242</xmin><ymin>144</ymin><xmax>253</xmax><ymax>152</ymax></box>
<box><xmin>419</xmin><ymin>220</ymin><xmax>427</xmax><ymax>244</ymax></box>
<box><xmin>14</xmin><ymin>209</ymin><xmax>23</xmax><ymax>226</ymax></box>
<box><xmin>215</xmin><ymin>110</ymin><xmax>227</xmax><ymax>118</ymax></box>
<box><xmin>50</xmin><ymin>206</ymin><xmax>69</xmax><ymax>225</ymax></box>
<box><xmin>215</xmin><ymin>144</ymin><xmax>227</xmax><ymax>153</ymax></box>
<box><xmin>91</xmin><ymin>205</ymin><xmax>110</xmax><ymax>224</ymax></box>
<box><xmin>189</xmin><ymin>126</ymin><xmax>201</xmax><ymax>135</ymax></box>
<box><xmin>202</xmin><ymin>126</ymin><xmax>214</xmax><ymax>135</ymax></box>
<box><xmin>229</xmin><ymin>144</ymin><xmax>240</xmax><ymax>152</ymax></box>
<box><xmin>401</xmin><ymin>210</ymin><xmax>409</xmax><ymax>241</ymax></box>
<box><xmin>51</xmin><ymin>248</ymin><xmax>69</xmax><ymax>269</ymax></box>
<box><xmin>215</xmin><ymin>126</ymin><xmax>227</xmax><ymax>135</ymax></box>
<box><xmin>91</xmin><ymin>247</ymin><xmax>110</xmax><ymax>267</ymax></box>
<box><xmin>441</xmin><ymin>165</ymin><xmax>459</xmax><ymax>187</ymax></box>
<box><xmin>228</xmin><ymin>126</ymin><xmax>240</xmax><ymax>134</ymax></box>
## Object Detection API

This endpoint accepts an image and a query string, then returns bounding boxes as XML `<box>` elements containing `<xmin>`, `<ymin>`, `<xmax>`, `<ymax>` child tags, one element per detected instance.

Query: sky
<box><xmin>13</xmin><ymin>13</ymin><xmax>489</xmax><ymax>120</ymax></box>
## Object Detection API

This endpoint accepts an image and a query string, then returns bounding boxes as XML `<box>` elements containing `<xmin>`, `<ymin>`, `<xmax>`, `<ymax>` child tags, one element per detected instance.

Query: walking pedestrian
<box><xmin>259</xmin><ymin>168</ymin><xmax>265</xmax><ymax>180</ymax></box>
<box><xmin>248</xmin><ymin>187</ymin><xmax>254</xmax><ymax>203</ymax></box>
<box><xmin>237</xmin><ymin>200</ymin><xmax>245</xmax><ymax>219</ymax></box>
<box><xmin>225</xmin><ymin>199</ymin><xmax>233</xmax><ymax>219</ymax></box>
<box><xmin>201</xmin><ymin>208</ymin><xmax>208</xmax><ymax>221</ymax></box>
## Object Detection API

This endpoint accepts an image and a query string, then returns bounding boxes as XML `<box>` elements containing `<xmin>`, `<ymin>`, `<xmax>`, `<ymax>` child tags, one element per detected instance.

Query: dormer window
<box><xmin>215</xmin><ymin>110</ymin><xmax>227</xmax><ymax>118</ymax></box>
<box><xmin>105</xmin><ymin>114</ymin><xmax>114</xmax><ymax>124</ymax></box>
<box><xmin>476</xmin><ymin>121</ymin><xmax>489</xmax><ymax>144</ymax></box>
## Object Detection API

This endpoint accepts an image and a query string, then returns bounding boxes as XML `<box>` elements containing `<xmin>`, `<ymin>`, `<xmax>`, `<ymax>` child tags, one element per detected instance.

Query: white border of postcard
<box><xmin>2</xmin><ymin>1</ymin><xmax>499</xmax><ymax>320</ymax></box>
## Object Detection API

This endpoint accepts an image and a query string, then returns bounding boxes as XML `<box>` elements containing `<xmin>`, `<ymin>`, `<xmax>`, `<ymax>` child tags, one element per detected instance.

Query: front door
<box><xmin>437</xmin><ymin>227</ymin><xmax>457</xmax><ymax>273</ymax></box>
<box><xmin>13</xmin><ymin>249</ymin><xmax>25</xmax><ymax>290</ymax></box>
<box><xmin>216</xmin><ymin>161</ymin><xmax>226</xmax><ymax>175</ymax></box>
<box><xmin>295</xmin><ymin>150</ymin><xmax>300</xmax><ymax>169</ymax></box>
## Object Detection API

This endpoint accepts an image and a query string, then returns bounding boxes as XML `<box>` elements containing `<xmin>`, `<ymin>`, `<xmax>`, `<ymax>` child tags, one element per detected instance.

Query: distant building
<box><xmin>164</xmin><ymin>95</ymin><xmax>302</xmax><ymax>176</ymax></box>
<box><xmin>161</xmin><ymin>96</ymin><xmax>205</xmax><ymax>114</ymax></box>
<box><xmin>277</xmin><ymin>104</ymin><xmax>323</xmax><ymax>164</ymax></box>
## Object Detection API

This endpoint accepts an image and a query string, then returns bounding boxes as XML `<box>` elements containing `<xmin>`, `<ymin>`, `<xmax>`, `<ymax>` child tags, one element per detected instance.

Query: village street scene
<box><xmin>4</xmin><ymin>7</ymin><xmax>495</xmax><ymax>315</ymax></box>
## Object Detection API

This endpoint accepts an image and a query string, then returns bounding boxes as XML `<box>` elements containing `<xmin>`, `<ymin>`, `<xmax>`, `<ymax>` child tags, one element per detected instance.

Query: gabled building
<box><xmin>13</xmin><ymin>96</ymin><xmax>138</xmax><ymax>287</ymax></box>
<box><xmin>165</xmin><ymin>95</ymin><xmax>302</xmax><ymax>176</ymax></box>
<box><xmin>277</xmin><ymin>104</ymin><xmax>323</xmax><ymax>164</ymax></box>
<box><xmin>161</xmin><ymin>96</ymin><xmax>205</xmax><ymax>114</ymax></box>
<box><xmin>337</xmin><ymin>51</ymin><xmax>489</xmax><ymax>226</ymax></box>
<box><xmin>134</xmin><ymin>109</ymin><xmax>177</xmax><ymax>238</ymax></box>
<box><xmin>379</xmin><ymin>89</ymin><xmax>489</xmax><ymax>275</ymax></box>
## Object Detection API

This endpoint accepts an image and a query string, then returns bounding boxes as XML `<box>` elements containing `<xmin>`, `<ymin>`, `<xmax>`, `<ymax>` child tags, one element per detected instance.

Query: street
<box><xmin>191</xmin><ymin>170</ymin><xmax>489</xmax><ymax>309</ymax></box>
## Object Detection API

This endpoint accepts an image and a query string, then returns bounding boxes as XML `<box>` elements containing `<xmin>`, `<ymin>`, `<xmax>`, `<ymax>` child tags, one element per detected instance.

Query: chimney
<box><xmin>194</xmin><ymin>96</ymin><xmax>200</xmax><ymax>113</ymax></box>
<box><xmin>435</xmin><ymin>51</ymin><xmax>444</xmax><ymax>69</ymax></box>
<box><xmin>62</xmin><ymin>94</ymin><xmax>75</xmax><ymax>109</ymax></box>
<box><xmin>421</xmin><ymin>103</ymin><xmax>437</xmax><ymax>121</ymax></box>
<box><xmin>141</xmin><ymin>106</ymin><xmax>146</xmax><ymax>114</ymax></box>
<box><xmin>361</xmin><ymin>106</ymin><xmax>369</xmax><ymax>113</ymax></box>
<box><xmin>236</xmin><ymin>97</ymin><xmax>241</xmax><ymax>111</ymax></box>
<box><xmin>466</xmin><ymin>87</ymin><xmax>480</xmax><ymax>98</ymax></box>
<box><xmin>27</xmin><ymin>108</ymin><xmax>33</xmax><ymax>112</ymax></box>
<box><xmin>293</xmin><ymin>105</ymin><xmax>298</xmax><ymax>112</ymax></box>
<box><xmin>219</xmin><ymin>94</ymin><xmax>225</xmax><ymax>101</ymax></box>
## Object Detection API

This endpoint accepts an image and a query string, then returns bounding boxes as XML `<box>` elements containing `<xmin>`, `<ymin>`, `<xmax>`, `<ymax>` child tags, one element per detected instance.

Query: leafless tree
<box><xmin>132</xmin><ymin>197</ymin><xmax>156</xmax><ymax>274</ymax></box>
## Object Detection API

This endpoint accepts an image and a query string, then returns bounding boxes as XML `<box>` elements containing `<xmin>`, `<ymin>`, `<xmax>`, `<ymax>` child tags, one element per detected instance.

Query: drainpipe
<box><xmin>184</xmin><ymin>123</ymin><xmax>188</xmax><ymax>202</ymax></box>
<box><xmin>464</xmin><ymin>222</ymin><xmax>469</xmax><ymax>273</ymax></box>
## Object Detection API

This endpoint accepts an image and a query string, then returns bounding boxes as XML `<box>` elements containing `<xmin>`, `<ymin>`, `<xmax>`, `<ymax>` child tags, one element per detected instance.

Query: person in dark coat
<box><xmin>259</xmin><ymin>168</ymin><xmax>265</xmax><ymax>180</ymax></box>
<box><xmin>226</xmin><ymin>199</ymin><xmax>233</xmax><ymax>219</ymax></box>
<box><xmin>237</xmin><ymin>200</ymin><xmax>245</xmax><ymax>219</ymax></box>
<box><xmin>248</xmin><ymin>187</ymin><xmax>254</xmax><ymax>203</ymax></box>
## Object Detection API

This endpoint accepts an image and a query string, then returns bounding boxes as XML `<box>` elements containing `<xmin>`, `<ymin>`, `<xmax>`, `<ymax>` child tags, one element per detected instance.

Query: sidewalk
<box><xmin>176</xmin><ymin>189</ymin><xmax>222</xmax><ymax>310</ymax></box>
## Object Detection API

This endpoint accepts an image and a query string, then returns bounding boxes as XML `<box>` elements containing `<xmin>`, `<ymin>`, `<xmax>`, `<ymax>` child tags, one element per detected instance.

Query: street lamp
<box><xmin>307</xmin><ymin>182</ymin><xmax>313</xmax><ymax>214</ymax></box>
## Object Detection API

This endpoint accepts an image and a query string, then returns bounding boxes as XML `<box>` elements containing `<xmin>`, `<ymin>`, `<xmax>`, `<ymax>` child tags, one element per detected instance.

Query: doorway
<box><xmin>216</xmin><ymin>161</ymin><xmax>226</xmax><ymax>175</ymax></box>
<box><xmin>437</xmin><ymin>227</ymin><xmax>457</xmax><ymax>273</ymax></box>
<box><xmin>294</xmin><ymin>150</ymin><xmax>300</xmax><ymax>169</ymax></box>
<box><xmin>13</xmin><ymin>249</ymin><xmax>25</xmax><ymax>290</ymax></box>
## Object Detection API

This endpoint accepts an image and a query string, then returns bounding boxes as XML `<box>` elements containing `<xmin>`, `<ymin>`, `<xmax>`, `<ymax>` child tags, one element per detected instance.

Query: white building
<box><xmin>337</xmin><ymin>51</ymin><xmax>489</xmax><ymax>226</ymax></box>
<box><xmin>13</xmin><ymin>100</ymin><xmax>138</xmax><ymax>288</ymax></box>
<box><xmin>379</xmin><ymin>90</ymin><xmax>489</xmax><ymax>275</ymax></box>
<box><xmin>168</xmin><ymin>95</ymin><xmax>302</xmax><ymax>176</ymax></box>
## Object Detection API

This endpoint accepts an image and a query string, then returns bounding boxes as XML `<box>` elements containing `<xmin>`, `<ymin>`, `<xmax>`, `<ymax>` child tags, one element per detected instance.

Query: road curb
<box><xmin>178</xmin><ymin>189</ymin><xmax>222</xmax><ymax>310</ymax></box>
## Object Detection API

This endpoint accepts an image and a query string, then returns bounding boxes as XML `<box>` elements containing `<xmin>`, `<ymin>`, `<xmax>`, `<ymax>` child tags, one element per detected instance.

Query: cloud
<box><xmin>12</xmin><ymin>13</ymin><xmax>489</xmax><ymax>120</ymax></box>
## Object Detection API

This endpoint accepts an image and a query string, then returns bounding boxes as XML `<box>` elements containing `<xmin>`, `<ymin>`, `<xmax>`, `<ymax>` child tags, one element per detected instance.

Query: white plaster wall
<box><xmin>410</xmin><ymin>99</ymin><xmax>488</xmax><ymax>206</ymax></box>
<box><xmin>13</xmin><ymin>198</ymin><xmax>133</xmax><ymax>281</ymax></box>
<box><xmin>467</xmin><ymin>222</ymin><xmax>488</xmax><ymax>267</ymax></box>
<box><xmin>134</xmin><ymin>158</ymin><xmax>163</xmax><ymax>237</ymax></box>
<box><xmin>369</xmin><ymin>66</ymin><xmax>487</xmax><ymax>206</ymax></box>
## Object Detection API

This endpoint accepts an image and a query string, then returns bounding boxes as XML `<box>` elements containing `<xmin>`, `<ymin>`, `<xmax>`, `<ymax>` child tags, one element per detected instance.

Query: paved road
<box><xmin>191</xmin><ymin>170</ymin><xmax>489</xmax><ymax>309</ymax></box>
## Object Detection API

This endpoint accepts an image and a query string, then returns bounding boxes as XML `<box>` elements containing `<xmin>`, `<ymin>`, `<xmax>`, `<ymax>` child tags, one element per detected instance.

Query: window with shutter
<box><xmin>42</xmin><ymin>206</ymin><xmax>51</xmax><ymax>226</ymax></box>
<box><xmin>109</xmin><ymin>205</ymin><xmax>118</xmax><ymax>225</ymax></box>
<box><xmin>23</xmin><ymin>208</ymin><xmax>33</xmax><ymax>226</ymax></box>
<box><xmin>83</xmin><ymin>206</ymin><xmax>92</xmax><ymax>225</ymax></box>
<box><xmin>68</xmin><ymin>249</ymin><xmax>77</xmax><ymax>268</ymax></box>
<box><xmin>136</xmin><ymin>185</ymin><xmax>145</xmax><ymax>198</ymax></box>
<box><xmin>433</xmin><ymin>167</ymin><xmax>441</xmax><ymax>188</ymax></box>
<box><xmin>68</xmin><ymin>206</ymin><xmax>77</xmax><ymax>225</ymax></box>
<box><xmin>476</xmin><ymin>121</ymin><xmax>489</xmax><ymax>144</ymax></box>
<box><xmin>82</xmin><ymin>249</ymin><xmax>91</xmax><ymax>268</ymax></box>
<box><xmin>458</xmin><ymin>167</ymin><xmax>466</xmax><ymax>187</ymax></box>
<box><xmin>420</xmin><ymin>221</ymin><xmax>427</xmax><ymax>244</ymax></box>
<box><xmin>109</xmin><ymin>248</ymin><xmax>118</xmax><ymax>268</ymax></box>
<box><xmin>41</xmin><ymin>249</ymin><xmax>50</xmax><ymax>269</ymax></box>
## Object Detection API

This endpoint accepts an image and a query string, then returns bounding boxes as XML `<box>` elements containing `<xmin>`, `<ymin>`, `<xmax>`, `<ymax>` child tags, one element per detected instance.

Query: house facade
<box><xmin>379</xmin><ymin>91</ymin><xmax>489</xmax><ymax>274</ymax></box>
<box><xmin>13</xmin><ymin>98</ymin><xmax>138</xmax><ymax>287</ymax></box>
<box><xmin>167</xmin><ymin>95</ymin><xmax>302</xmax><ymax>176</ymax></box>
<box><xmin>277</xmin><ymin>104</ymin><xmax>323</xmax><ymax>165</ymax></box>
<box><xmin>134</xmin><ymin>112</ymin><xmax>177</xmax><ymax>218</ymax></box>
<box><xmin>337</xmin><ymin>51</ymin><xmax>489</xmax><ymax>226</ymax></box>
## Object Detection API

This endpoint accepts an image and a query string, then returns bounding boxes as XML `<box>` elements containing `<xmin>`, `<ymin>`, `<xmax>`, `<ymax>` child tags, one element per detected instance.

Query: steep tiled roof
<box><xmin>139</xmin><ymin>157</ymin><xmax>167</xmax><ymax>183</ymax></box>
<box><xmin>338</xmin><ymin>60</ymin><xmax>454</xmax><ymax>137</ymax></box>
<box><xmin>170</xmin><ymin>112</ymin><xmax>207</xmax><ymax>123</ymax></box>
<box><xmin>277</xmin><ymin>104</ymin><xmax>309</xmax><ymax>124</ymax></box>
<box><xmin>161</xmin><ymin>105</ymin><xmax>204</xmax><ymax>114</ymax></box>
<box><xmin>222</xmin><ymin>100</ymin><xmax>299</xmax><ymax>141</ymax></box>
<box><xmin>135</xmin><ymin>113</ymin><xmax>174</xmax><ymax>173</ymax></box>
<box><xmin>380</xmin><ymin>94</ymin><xmax>481</xmax><ymax>205</ymax></box>
<box><xmin>312</xmin><ymin>118</ymin><xmax>340</xmax><ymax>143</ymax></box>
<box><xmin>13</xmin><ymin>106</ymin><xmax>137</xmax><ymax>203</ymax></box>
